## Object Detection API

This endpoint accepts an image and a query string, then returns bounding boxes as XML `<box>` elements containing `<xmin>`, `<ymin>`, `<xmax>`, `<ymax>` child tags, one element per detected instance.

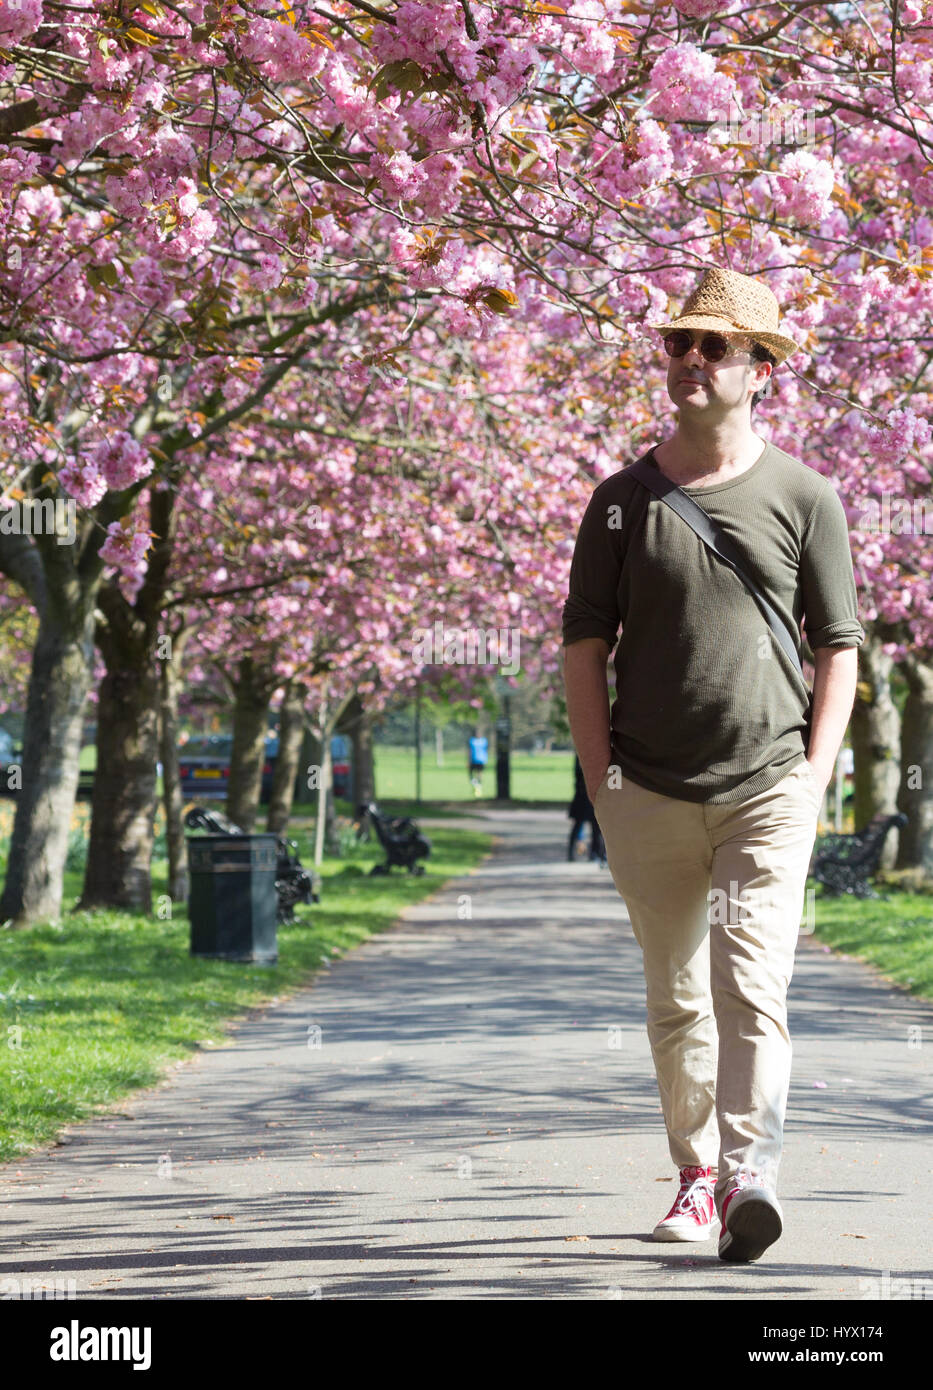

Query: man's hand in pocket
<box><xmin>586</xmin><ymin>762</ymin><xmax>611</xmax><ymax>805</ymax></box>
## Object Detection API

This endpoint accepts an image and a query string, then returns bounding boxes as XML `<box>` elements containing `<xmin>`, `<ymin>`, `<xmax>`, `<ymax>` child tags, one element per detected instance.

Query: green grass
<box><xmin>0</xmin><ymin>824</ymin><xmax>492</xmax><ymax>1164</ymax></box>
<box><xmin>807</xmin><ymin>884</ymin><xmax>933</xmax><ymax>998</ymax></box>
<box><xmin>372</xmin><ymin>745</ymin><xmax>577</xmax><ymax>804</ymax></box>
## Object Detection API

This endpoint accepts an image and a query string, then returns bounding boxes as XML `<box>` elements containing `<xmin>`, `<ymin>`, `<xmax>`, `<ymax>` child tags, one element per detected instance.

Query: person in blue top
<box><xmin>468</xmin><ymin>734</ymin><xmax>488</xmax><ymax>797</ymax></box>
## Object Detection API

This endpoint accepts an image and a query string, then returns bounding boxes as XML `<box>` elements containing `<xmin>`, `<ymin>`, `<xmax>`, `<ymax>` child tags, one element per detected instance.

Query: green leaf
<box><xmin>483</xmin><ymin>288</ymin><xmax>518</xmax><ymax>314</ymax></box>
<box><xmin>367</xmin><ymin>59</ymin><xmax>425</xmax><ymax>103</ymax></box>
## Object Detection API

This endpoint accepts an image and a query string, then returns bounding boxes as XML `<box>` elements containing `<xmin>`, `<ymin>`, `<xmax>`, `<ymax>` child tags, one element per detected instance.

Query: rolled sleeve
<box><xmin>800</xmin><ymin>484</ymin><xmax>865</xmax><ymax>650</ymax></box>
<box><xmin>561</xmin><ymin>482</ymin><xmax>622</xmax><ymax>648</ymax></box>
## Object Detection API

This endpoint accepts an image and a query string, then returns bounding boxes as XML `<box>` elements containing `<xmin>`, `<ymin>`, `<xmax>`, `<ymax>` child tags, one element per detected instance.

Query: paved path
<box><xmin>2</xmin><ymin>810</ymin><xmax>931</xmax><ymax>1300</ymax></box>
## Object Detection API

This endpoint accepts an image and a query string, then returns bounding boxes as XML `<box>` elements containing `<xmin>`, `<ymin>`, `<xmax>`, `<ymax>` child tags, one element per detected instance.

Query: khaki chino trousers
<box><xmin>593</xmin><ymin>759</ymin><xmax>821</xmax><ymax>1219</ymax></box>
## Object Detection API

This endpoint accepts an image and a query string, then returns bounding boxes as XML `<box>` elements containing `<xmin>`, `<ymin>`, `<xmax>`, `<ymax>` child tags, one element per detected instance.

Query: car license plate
<box><xmin>194</xmin><ymin>769</ymin><xmax>222</xmax><ymax>778</ymax></box>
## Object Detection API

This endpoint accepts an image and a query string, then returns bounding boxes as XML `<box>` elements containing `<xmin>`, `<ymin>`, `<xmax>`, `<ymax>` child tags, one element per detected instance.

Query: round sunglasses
<box><xmin>663</xmin><ymin>329</ymin><xmax>752</xmax><ymax>363</ymax></box>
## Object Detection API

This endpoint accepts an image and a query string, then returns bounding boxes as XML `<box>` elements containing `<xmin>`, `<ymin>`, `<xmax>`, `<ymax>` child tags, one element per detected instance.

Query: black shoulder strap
<box><xmin>627</xmin><ymin>452</ymin><xmax>809</xmax><ymax>691</ymax></box>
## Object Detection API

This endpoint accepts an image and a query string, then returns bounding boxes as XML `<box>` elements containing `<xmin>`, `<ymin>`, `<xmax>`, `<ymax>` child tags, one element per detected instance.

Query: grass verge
<box><xmin>808</xmin><ymin>883</ymin><xmax>933</xmax><ymax>999</ymax></box>
<box><xmin>0</xmin><ymin>824</ymin><xmax>492</xmax><ymax>1164</ymax></box>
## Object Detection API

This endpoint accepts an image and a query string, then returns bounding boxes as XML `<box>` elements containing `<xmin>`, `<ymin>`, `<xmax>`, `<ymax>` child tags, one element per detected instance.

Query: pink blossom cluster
<box><xmin>371</xmin><ymin>150</ymin><xmax>428</xmax><ymax>203</ymax></box>
<box><xmin>58</xmin><ymin>460</ymin><xmax>108</xmax><ymax>509</ymax></box>
<box><xmin>591</xmin><ymin>120</ymin><xmax>673</xmax><ymax>205</ymax></box>
<box><xmin>104</xmin><ymin>168</ymin><xmax>154</xmax><ymax>221</ymax></box>
<box><xmin>568</xmin><ymin>22</ymin><xmax>616</xmax><ymax>77</ymax></box>
<box><xmin>0</xmin><ymin>0</ymin><xmax>43</xmax><ymax>47</ymax></box>
<box><xmin>88</xmin><ymin>433</ymin><xmax>153</xmax><ymax>491</ymax></box>
<box><xmin>370</xmin><ymin>1</ymin><xmax>492</xmax><ymax>78</ymax></box>
<box><xmin>672</xmin><ymin>0</ymin><xmax>733</xmax><ymax>16</ymax></box>
<box><xmin>98</xmin><ymin>521</ymin><xmax>153</xmax><ymax>600</ymax></box>
<box><xmin>59</xmin><ymin>431</ymin><xmax>153</xmax><ymax>509</ymax></box>
<box><xmin>251</xmin><ymin>253</ymin><xmax>285</xmax><ymax>291</ymax></box>
<box><xmin>894</xmin><ymin>40</ymin><xmax>933</xmax><ymax>104</ymax></box>
<box><xmin>367</xmin><ymin>1</ymin><xmax>541</xmax><ymax>122</ymax></box>
<box><xmin>0</xmin><ymin>146</ymin><xmax>41</xmax><ymax>201</ymax></box>
<box><xmin>900</xmin><ymin>2</ymin><xmax>931</xmax><ymax>25</ymax></box>
<box><xmin>53</xmin><ymin>96</ymin><xmax>137</xmax><ymax>167</ymax></box>
<box><xmin>867</xmin><ymin>408</ymin><xmax>933</xmax><ymax>466</ymax></box>
<box><xmin>236</xmin><ymin>17</ymin><xmax>329</xmax><ymax>83</ymax></box>
<box><xmin>648</xmin><ymin>44</ymin><xmax>736</xmax><ymax>123</ymax></box>
<box><xmin>389</xmin><ymin>228</ymin><xmax>469</xmax><ymax>290</ymax></box>
<box><xmin>413</xmin><ymin>152</ymin><xmax>467</xmax><ymax>217</ymax></box>
<box><xmin>771</xmin><ymin>151</ymin><xmax>836</xmax><ymax>226</ymax></box>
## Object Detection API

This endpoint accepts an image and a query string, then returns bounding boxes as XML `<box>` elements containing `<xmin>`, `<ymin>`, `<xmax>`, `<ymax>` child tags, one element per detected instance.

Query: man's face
<box><xmin>664</xmin><ymin>329</ymin><xmax>772</xmax><ymax>414</ymax></box>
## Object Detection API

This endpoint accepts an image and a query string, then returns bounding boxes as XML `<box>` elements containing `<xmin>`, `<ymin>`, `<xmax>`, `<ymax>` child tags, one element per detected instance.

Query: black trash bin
<box><xmin>187</xmin><ymin>833</ymin><xmax>278</xmax><ymax>964</ymax></box>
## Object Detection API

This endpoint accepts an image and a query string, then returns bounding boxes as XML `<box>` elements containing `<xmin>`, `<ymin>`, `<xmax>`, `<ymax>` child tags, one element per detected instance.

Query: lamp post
<box><xmin>495</xmin><ymin>675</ymin><xmax>511</xmax><ymax>802</ymax></box>
<box><xmin>414</xmin><ymin>675</ymin><xmax>422</xmax><ymax>807</ymax></box>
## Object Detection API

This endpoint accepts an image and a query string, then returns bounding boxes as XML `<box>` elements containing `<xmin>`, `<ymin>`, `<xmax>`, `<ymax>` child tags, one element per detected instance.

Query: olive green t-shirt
<box><xmin>561</xmin><ymin>440</ymin><xmax>865</xmax><ymax>804</ymax></box>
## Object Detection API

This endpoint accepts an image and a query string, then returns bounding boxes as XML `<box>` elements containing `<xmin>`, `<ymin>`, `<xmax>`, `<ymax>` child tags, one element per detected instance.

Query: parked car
<box><xmin>178</xmin><ymin>732</ymin><xmax>352</xmax><ymax>804</ymax></box>
<box><xmin>178</xmin><ymin>734</ymin><xmax>278</xmax><ymax>803</ymax></box>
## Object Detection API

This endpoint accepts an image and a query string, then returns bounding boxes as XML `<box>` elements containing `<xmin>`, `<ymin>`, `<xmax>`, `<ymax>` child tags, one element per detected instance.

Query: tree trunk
<box><xmin>896</xmin><ymin>654</ymin><xmax>933</xmax><ymax>874</ymax></box>
<box><xmin>79</xmin><ymin>583</ymin><xmax>160</xmax><ymax>913</ymax></box>
<box><xmin>0</xmin><ymin>604</ymin><xmax>96</xmax><ymax>926</ymax></box>
<box><xmin>267</xmin><ymin>678</ymin><xmax>307</xmax><ymax>834</ymax></box>
<box><xmin>226</xmin><ymin>657</ymin><xmax>273</xmax><ymax>831</ymax></box>
<box><xmin>77</xmin><ymin>483</ymin><xmax>179</xmax><ymax>911</ymax></box>
<box><xmin>159</xmin><ymin>626</ymin><xmax>190</xmax><ymax>902</ymax></box>
<box><xmin>294</xmin><ymin>726</ymin><xmax>322</xmax><ymax>807</ymax></box>
<box><xmin>0</xmin><ymin>476</ymin><xmax>166</xmax><ymax>925</ymax></box>
<box><xmin>337</xmin><ymin>691</ymin><xmax>376</xmax><ymax>809</ymax></box>
<box><xmin>349</xmin><ymin>702</ymin><xmax>376</xmax><ymax>808</ymax></box>
<box><xmin>849</xmin><ymin>631</ymin><xmax>902</xmax><ymax>866</ymax></box>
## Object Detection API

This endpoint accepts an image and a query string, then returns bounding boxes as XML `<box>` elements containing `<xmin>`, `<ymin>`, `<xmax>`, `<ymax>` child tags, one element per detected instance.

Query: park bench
<box><xmin>184</xmin><ymin>805</ymin><xmax>320</xmax><ymax>923</ymax></box>
<box><xmin>356</xmin><ymin>801</ymin><xmax>432</xmax><ymax>876</ymax></box>
<box><xmin>811</xmin><ymin>812</ymin><xmax>908</xmax><ymax>899</ymax></box>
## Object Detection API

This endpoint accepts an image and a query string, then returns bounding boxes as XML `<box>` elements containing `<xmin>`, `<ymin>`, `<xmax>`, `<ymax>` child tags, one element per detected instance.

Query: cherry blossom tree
<box><xmin>2</xmin><ymin>0</ymin><xmax>933</xmax><ymax>921</ymax></box>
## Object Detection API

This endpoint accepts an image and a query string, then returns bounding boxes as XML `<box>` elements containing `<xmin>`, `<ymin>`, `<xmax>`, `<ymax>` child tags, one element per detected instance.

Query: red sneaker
<box><xmin>652</xmin><ymin>1165</ymin><xmax>717</xmax><ymax>1242</ymax></box>
<box><xmin>718</xmin><ymin>1166</ymin><xmax>784</xmax><ymax>1263</ymax></box>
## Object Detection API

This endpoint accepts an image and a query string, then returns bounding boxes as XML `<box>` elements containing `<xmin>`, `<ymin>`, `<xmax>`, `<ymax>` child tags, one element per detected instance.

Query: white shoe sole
<box><xmin>652</xmin><ymin>1221</ymin><xmax>714</xmax><ymax>1242</ymax></box>
<box><xmin>718</xmin><ymin>1190</ymin><xmax>783</xmax><ymax>1262</ymax></box>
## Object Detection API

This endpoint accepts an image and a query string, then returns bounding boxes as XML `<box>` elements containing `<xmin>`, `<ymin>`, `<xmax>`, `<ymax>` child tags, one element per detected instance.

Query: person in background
<box><xmin>568</xmin><ymin>755</ymin><xmax>607</xmax><ymax>864</ymax></box>
<box><xmin>468</xmin><ymin>733</ymin><xmax>489</xmax><ymax>797</ymax></box>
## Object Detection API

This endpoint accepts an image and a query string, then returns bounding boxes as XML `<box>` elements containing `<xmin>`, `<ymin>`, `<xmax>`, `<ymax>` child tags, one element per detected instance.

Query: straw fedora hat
<box><xmin>650</xmin><ymin>267</ymin><xmax>802</xmax><ymax>364</ymax></box>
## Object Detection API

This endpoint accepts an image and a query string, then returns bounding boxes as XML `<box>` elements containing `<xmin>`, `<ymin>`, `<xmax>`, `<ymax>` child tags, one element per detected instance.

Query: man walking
<box><xmin>561</xmin><ymin>267</ymin><xmax>863</xmax><ymax>1262</ymax></box>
